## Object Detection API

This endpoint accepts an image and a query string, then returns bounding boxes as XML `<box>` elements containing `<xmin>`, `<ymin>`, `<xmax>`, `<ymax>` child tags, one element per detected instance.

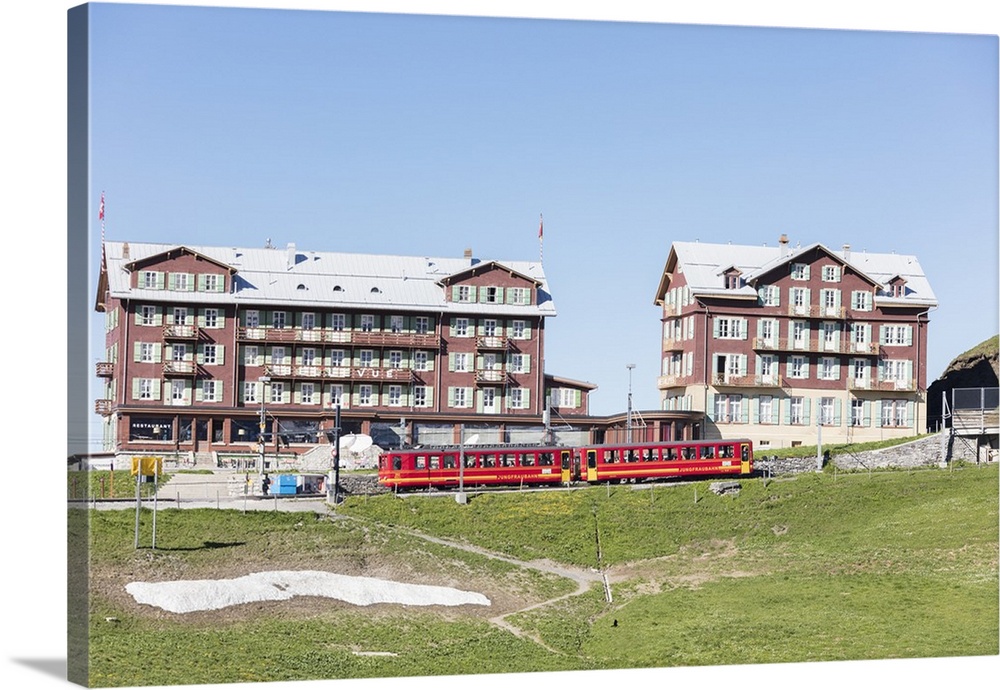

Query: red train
<box><xmin>378</xmin><ymin>438</ymin><xmax>754</xmax><ymax>490</ymax></box>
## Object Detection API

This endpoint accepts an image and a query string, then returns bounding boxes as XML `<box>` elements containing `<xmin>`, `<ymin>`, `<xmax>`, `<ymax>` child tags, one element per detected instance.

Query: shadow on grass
<box><xmin>141</xmin><ymin>540</ymin><xmax>247</xmax><ymax>552</ymax></box>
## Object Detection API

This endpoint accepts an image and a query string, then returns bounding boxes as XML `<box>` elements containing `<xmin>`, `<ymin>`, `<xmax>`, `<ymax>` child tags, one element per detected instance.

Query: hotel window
<box><xmin>388</xmin><ymin>351</ymin><xmax>403</xmax><ymax>369</ymax></box>
<box><xmin>851</xmin><ymin>399</ymin><xmax>865</xmax><ymax>427</ymax></box>
<box><xmin>758</xmin><ymin>285</ymin><xmax>780</xmax><ymax>307</ymax></box>
<box><xmin>202</xmin><ymin>274</ymin><xmax>221</xmax><ymax>292</ymax></box>
<box><xmin>415</xmin><ymin>316</ymin><xmax>430</xmax><ymax>334</ymax></box>
<box><xmin>822</xmin><ymin>265</ymin><xmax>842</xmax><ymax>282</ymax></box>
<box><xmin>483</xmin><ymin>319</ymin><xmax>498</xmax><ymax>337</ymax></box>
<box><xmin>451</xmin><ymin>387</ymin><xmax>469</xmax><ymax>408</ymax></box>
<box><xmin>791</xmin><ymin>287</ymin><xmax>810</xmax><ymax>314</ymax></box>
<box><xmin>390</xmin><ymin>315</ymin><xmax>404</xmax><ymax>333</ymax></box>
<box><xmin>301</xmin><ymin>312</ymin><xmax>316</xmax><ymax>330</ymax></box>
<box><xmin>792</xmin><ymin>321</ymin><xmax>809</xmax><ymax>349</ymax></box>
<box><xmin>759</xmin><ymin>355</ymin><xmax>778</xmax><ymax>383</ymax></box>
<box><xmin>791</xmin><ymin>263</ymin><xmax>810</xmax><ymax>280</ymax></box>
<box><xmin>272</xmin><ymin>311</ymin><xmax>287</xmax><ymax>329</ymax></box>
<box><xmin>789</xmin><ymin>396</ymin><xmax>805</xmax><ymax>425</ymax></box>
<box><xmin>269</xmin><ymin>382</ymin><xmax>283</xmax><ymax>404</ymax></box>
<box><xmin>510</xmin><ymin>353</ymin><xmax>529</xmax><ymax>373</ymax></box>
<box><xmin>244</xmin><ymin>381</ymin><xmax>258</xmax><ymax>404</ymax></box>
<box><xmin>244</xmin><ymin>345</ymin><xmax>259</xmax><ymax>366</ymax></box>
<box><xmin>413</xmin><ymin>386</ymin><xmax>428</xmax><ymax>407</ymax></box>
<box><xmin>358</xmin><ymin>385</ymin><xmax>374</xmax><ymax>406</ymax></box>
<box><xmin>881</xmin><ymin>399</ymin><xmax>909</xmax><ymax>427</ymax></box>
<box><xmin>820</xmin><ymin>357</ymin><xmax>838</xmax><ymax>381</ymax></box>
<box><xmin>203</xmin><ymin>344</ymin><xmax>217</xmax><ymax>365</ymax></box>
<box><xmin>245</xmin><ymin>310</ymin><xmax>260</xmax><ymax>328</ymax></box>
<box><xmin>759</xmin><ymin>395</ymin><xmax>774</xmax><ymax>424</ymax></box>
<box><xmin>330</xmin><ymin>350</ymin><xmax>346</xmax><ymax>367</ymax></box>
<box><xmin>201</xmin><ymin>380</ymin><xmax>220</xmax><ymax>403</ymax></box>
<box><xmin>301</xmin><ymin>348</ymin><xmax>317</xmax><ymax>367</ymax></box>
<box><xmin>851</xmin><ymin>290</ymin><xmax>873</xmax><ymax>311</ymax></box>
<box><xmin>328</xmin><ymin>384</ymin><xmax>344</xmax><ymax>406</ymax></box>
<box><xmin>171</xmin><ymin>381</ymin><xmax>186</xmax><ymax>404</ymax></box>
<box><xmin>331</xmin><ymin>313</ymin><xmax>346</xmax><ymax>331</ymax></box>
<box><xmin>508</xmin><ymin>388</ymin><xmax>528</xmax><ymax>409</ymax></box>
<box><xmin>881</xmin><ymin>324</ymin><xmax>912</xmax><ymax>346</ymax></box>
<box><xmin>714</xmin><ymin>317</ymin><xmax>746</xmax><ymax>340</ymax></box>
<box><xmin>757</xmin><ymin>318</ymin><xmax>777</xmax><ymax>346</ymax></box>
<box><xmin>414</xmin><ymin>351</ymin><xmax>429</xmax><ymax>371</ymax></box>
<box><xmin>173</xmin><ymin>307</ymin><xmax>189</xmax><ymax>325</ymax></box>
<box><xmin>271</xmin><ymin>346</ymin><xmax>286</xmax><ymax>365</ymax></box>
<box><xmin>820</xmin><ymin>397</ymin><xmax>836</xmax><ymax>426</ymax></box>
<box><xmin>453</xmin><ymin>318</ymin><xmax>470</xmax><ymax>338</ymax></box>
<box><xmin>172</xmin><ymin>344</ymin><xmax>186</xmax><ymax>362</ymax></box>
<box><xmin>203</xmin><ymin>308</ymin><xmax>219</xmax><ymax>328</ymax></box>
<box><xmin>452</xmin><ymin>352</ymin><xmax>470</xmax><ymax>372</ymax></box>
<box><xmin>142</xmin><ymin>271</ymin><xmax>161</xmax><ymax>289</ymax></box>
<box><xmin>456</xmin><ymin>285</ymin><xmax>472</xmax><ymax>302</ymax></box>
<box><xmin>388</xmin><ymin>385</ymin><xmax>403</xmax><ymax>407</ymax></box>
<box><xmin>139</xmin><ymin>342</ymin><xmax>156</xmax><ymax>363</ymax></box>
<box><xmin>172</xmin><ymin>273</ymin><xmax>191</xmax><ymax>291</ymax></box>
<box><xmin>789</xmin><ymin>355</ymin><xmax>809</xmax><ymax>379</ymax></box>
<box><xmin>360</xmin><ymin>315</ymin><xmax>375</xmax><ymax>332</ymax></box>
<box><xmin>301</xmin><ymin>383</ymin><xmax>316</xmax><ymax>405</ymax></box>
<box><xmin>508</xmin><ymin>287</ymin><xmax>530</xmax><ymax>305</ymax></box>
<box><xmin>483</xmin><ymin>286</ymin><xmax>500</xmax><ymax>303</ymax></box>
<box><xmin>820</xmin><ymin>288</ymin><xmax>840</xmax><ymax>314</ymax></box>
<box><xmin>511</xmin><ymin>320</ymin><xmax>527</xmax><ymax>339</ymax></box>
<box><xmin>359</xmin><ymin>350</ymin><xmax>374</xmax><ymax>368</ymax></box>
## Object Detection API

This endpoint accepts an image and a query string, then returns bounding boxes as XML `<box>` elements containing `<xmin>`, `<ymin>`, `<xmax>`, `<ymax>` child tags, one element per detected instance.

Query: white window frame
<box><xmin>822</xmin><ymin>265</ymin><xmax>842</xmax><ymax>282</ymax></box>
<box><xmin>358</xmin><ymin>384</ymin><xmax>374</xmax><ymax>406</ymax></box>
<box><xmin>245</xmin><ymin>310</ymin><xmax>260</xmax><ymax>328</ymax></box>
<box><xmin>453</xmin><ymin>318</ymin><xmax>470</xmax><ymax>338</ymax></box>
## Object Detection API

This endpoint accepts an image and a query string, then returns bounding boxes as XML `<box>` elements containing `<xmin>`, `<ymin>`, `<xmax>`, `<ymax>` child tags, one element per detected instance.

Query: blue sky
<box><xmin>2</xmin><ymin>3</ymin><xmax>998</xmax><ymax>690</ymax></box>
<box><xmin>83</xmin><ymin>2</ymin><xmax>998</xmax><ymax>425</ymax></box>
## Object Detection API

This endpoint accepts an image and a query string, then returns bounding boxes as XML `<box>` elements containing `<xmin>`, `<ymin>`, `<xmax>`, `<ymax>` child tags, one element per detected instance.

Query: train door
<box><xmin>740</xmin><ymin>443</ymin><xmax>752</xmax><ymax>474</ymax></box>
<box><xmin>585</xmin><ymin>449</ymin><xmax>598</xmax><ymax>482</ymax></box>
<box><xmin>560</xmin><ymin>449</ymin><xmax>573</xmax><ymax>483</ymax></box>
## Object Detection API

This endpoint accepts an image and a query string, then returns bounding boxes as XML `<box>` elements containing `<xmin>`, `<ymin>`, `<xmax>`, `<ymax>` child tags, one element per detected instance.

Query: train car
<box><xmin>379</xmin><ymin>444</ymin><xmax>575</xmax><ymax>490</ymax></box>
<box><xmin>578</xmin><ymin>438</ymin><xmax>753</xmax><ymax>484</ymax></box>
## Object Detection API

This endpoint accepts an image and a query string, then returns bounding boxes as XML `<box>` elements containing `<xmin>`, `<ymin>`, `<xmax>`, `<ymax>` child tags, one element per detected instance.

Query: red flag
<box><xmin>538</xmin><ymin>214</ymin><xmax>543</xmax><ymax>239</ymax></box>
<box><xmin>99</xmin><ymin>192</ymin><xmax>105</xmax><ymax>221</ymax></box>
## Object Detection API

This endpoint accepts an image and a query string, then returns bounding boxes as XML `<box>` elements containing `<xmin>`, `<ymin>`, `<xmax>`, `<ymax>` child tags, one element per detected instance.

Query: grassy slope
<box><xmin>87</xmin><ymin>465</ymin><xmax>998</xmax><ymax>686</ymax></box>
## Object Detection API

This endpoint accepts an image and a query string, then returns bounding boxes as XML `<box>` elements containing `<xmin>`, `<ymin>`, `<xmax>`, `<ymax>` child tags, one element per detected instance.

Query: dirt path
<box><xmin>388</xmin><ymin>527</ymin><xmax>606</xmax><ymax>654</ymax></box>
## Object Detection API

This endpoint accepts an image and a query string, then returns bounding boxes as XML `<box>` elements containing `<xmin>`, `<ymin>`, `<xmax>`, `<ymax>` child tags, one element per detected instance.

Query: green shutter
<box><xmin>523</xmin><ymin>354</ymin><xmax>531</xmax><ymax>373</ymax></box>
<box><xmin>706</xmin><ymin>393</ymin><xmax>716</xmax><ymax>421</ymax></box>
<box><xmin>834</xmin><ymin>400</ymin><xmax>842</xmax><ymax>426</ymax></box>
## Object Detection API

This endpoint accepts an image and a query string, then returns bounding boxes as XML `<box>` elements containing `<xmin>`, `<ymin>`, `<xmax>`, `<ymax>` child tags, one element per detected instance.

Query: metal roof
<box><xmin>657</xmin><ymin>240</ymin><xmax>937</xmax><ymax>306</ymax></box>
<box><xmin>101</xmin><ymin>241</ymin><xmax>556</xmax><ymax>316</ymax></box>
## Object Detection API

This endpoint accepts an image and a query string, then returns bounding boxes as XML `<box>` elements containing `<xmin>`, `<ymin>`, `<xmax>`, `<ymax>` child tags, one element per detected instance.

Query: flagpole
<box><xmin>538</xmin><ymin>213</ymin><xmax>543</xmax><ymax>263</ymax></box>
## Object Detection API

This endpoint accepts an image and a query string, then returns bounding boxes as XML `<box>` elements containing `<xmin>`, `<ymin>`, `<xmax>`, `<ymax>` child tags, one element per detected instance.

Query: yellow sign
<box><xmin>131</xmin><ymin>456</ymin><xmax>163</xmax><ymax>477</ymax></box>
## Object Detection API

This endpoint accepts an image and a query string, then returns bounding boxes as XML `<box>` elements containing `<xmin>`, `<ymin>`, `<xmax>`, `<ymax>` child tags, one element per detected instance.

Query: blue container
<box><xmin>271</xmin><ymin>474</ymin><xmax>298</xmax><ymax>495</ymax></box>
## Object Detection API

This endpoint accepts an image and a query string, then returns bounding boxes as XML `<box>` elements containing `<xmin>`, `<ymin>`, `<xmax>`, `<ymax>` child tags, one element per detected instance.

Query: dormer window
<box><xmin>791</xmin><ymin>263</ymin><xmax>810</xmax><ymax>281</ymax></box>
<box><xmin>724</xmin><ymin>270</ymin><xmax>742</xmax><ymax>290</ymax></box>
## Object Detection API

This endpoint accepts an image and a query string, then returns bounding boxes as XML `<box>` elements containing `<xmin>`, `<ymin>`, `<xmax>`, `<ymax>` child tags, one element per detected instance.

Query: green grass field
<box><xmin>84</xmin><ymin>464</ymin><xmax>998</xmax><ymax>687</ymax></box>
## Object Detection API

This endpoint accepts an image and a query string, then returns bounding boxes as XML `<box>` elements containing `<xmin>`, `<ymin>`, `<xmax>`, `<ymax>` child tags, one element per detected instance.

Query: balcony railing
<box><xmin>661</xmin><ymin>338</ymin><xmax>684</xmax><ymax>352</ymax></box>
<box><xmin>96</xmin><ymin>362</ymin><xmax>114</xmax><ymax>377</ymax></box>
<box><xmin>711</xmin><ymin>373</ymin><xmax>786</xmax><ymax>388</ymax></box>
<box><xmin>264</xmin><ymin>364</ymin><xmax>415</xmax><ymax>382</ymax></box>
<box><xmin>787</xmin><ymin>304</ymin><xmax>846</xmax><ymax>319</ymax></box>
<box><xmin>163</xmin><ymin>360</ymin><xmax>196</xmax><ymax>376</ymax></box>
<box><xmin>753</xmin><ymin>338</ymin><xmax>880</xmax><ymax>356</ymax></box>
<box><xmin>848</xmin><ymin>378</ymin><xmax>916</xmax><ymax>392</ymax></box>
<box><xmin>476</xmin><ymin>336</ymin><xmax>512</xmax><ymax>351</ymax></box>
<box><xmin>95</xmin><ymin>399</ymin><xmax>112</xmax><ymax>415</ymax></box>
<box><xmin>238</xmin><ymin>327</ymin><xmax>441</xmax><ymax>349</ymax></box>
<box><xmin>163</xmin><ymin>324</ymin><xmax>200</xmax><ymax>340</ymax></box>
<box><xmin>475</xmin><ymin>369</ymin><xmax>511</xmax><ymax>384</ymax></box>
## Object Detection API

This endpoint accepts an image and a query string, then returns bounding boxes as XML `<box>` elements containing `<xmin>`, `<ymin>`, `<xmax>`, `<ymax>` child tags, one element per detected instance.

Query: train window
<box><xmin>443</xmin><ymin>455</ymin><xmax>456</xmax><ymax>469</ymax></box>
<box><xmin>641</xmin><ymin>448</ymin><xmax>654</xmax><ymax>462</ymax></box>
<box><xmin>720</xmin><ymin>445</ymin><xmax>734</xmax><ymax>459</ymax></box>
<box><xmin>587</xmin><ymin>450</ymin><xmax>597</xmax><ymax>468</ymax></box>
<box><xmin>392</xmin><ymin>457</ymin><xmax>401</xmax><ymax>471</ymax></box>
<box><xmin>682</xmin><ymin>447</ymin><xmax>696</xmax><ymax>460</ymax></box>
<box><xmin>664</xmin><ymin>447</ymin><xmax>677</xmax><ymax>461</ymax></box>
<box><xmin>701</xmin><ymin>446</ymin><xmax>715</xmax><ymax>459</ymax></box>
<box><xmin>520</xmin><ymin>453</ymin><xmax>535</xmax><ymax>467</ymax></box>
<box><xmin>415</xmin><ymin>455</ymin><xmax>427</xmax><ymax>469</ymax></box>
<box><xmin>464</xmin><ymin>455</ymin><xmax>476</xmax><ymax>468</ymax></box>
<box><xmin>482</xmin><ymin>454</ymin><xmax>496</xmax><ymax>467</ymax></box>
<box><xmin>625</xmin><ymin>450</ymin><xmax>636</xmax><ymax>463</ymax></box>
<box><xmin>741</xmin><ymin>444</ymin><xmax>749</xmax><ymax>462</ymax></box>
<box><xmin>539</xmin><ymin>452</ymin><xmax>554</xmax><ymax>466</ymax></box>
<box><xmin>429</xmin><ymin>455</ymin><xmax>441</xmax><ymax>470</ymax></box>
<box><xmin>603</xmin><ymin>450</ymin><xmax>618</xmax><ymax>463</ymax></box>
<box><xmin>501</xmin><ymin>454</ymin><xmax>516</xmax><ymax>467</ymax></box>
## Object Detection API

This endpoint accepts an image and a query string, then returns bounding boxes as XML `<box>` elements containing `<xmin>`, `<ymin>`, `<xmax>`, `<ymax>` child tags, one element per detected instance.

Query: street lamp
<box><xmin>626</xmin><ymin>364</ymin><xmax>635</xmax><ymax>443</ymax></box>
<box><xmin>258</xmin><ymin>376</ymin><xmax>270</xmax><ymax>475</ymax></box>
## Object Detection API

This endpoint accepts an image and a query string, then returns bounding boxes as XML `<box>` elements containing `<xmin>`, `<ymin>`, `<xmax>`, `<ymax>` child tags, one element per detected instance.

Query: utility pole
<box><xmin>626</xmin><ymin>364</ymin><xmax>635</xmax><ymax>443</ymax></box>
<box><xmin>258</xmin><ymin>376</ymin><xmax>270</xmax><ymax>475</ymax></box>
<box><xmin>330</xmin><ymin>404</ymin><xmax>342</xmax><ymax>505</ymax></box>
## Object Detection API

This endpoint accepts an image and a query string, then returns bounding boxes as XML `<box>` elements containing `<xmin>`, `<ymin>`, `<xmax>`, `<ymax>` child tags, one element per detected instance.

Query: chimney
<box><xmin>843</xmin><ymin>244</ymin><xmax>851</xmax><ymax>261</ymax></box>
<box><xmin>778</xmin><ymin>234</ymin><xmax>789</xmax><ymax>257</ymax></box>
<box><xmin>287</xmin><ymin>242</ymin><xmax>296</xmax><ymax>270</ymax></box>
<box><xmin>464</xmin><ymin>248</ymin><xmax>473</xmax><ymax>262</ymax></box>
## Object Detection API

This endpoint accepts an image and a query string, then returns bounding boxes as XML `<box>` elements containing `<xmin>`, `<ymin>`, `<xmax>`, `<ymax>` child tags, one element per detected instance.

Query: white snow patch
<box><xmin>125</xmin><ymin>570</ymin><xmax>491</xmax><ymax>614</ymax></box>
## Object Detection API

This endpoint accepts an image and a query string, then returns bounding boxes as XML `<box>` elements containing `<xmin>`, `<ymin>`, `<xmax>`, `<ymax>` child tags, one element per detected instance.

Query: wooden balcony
<box><xmin>753</xmin><ymin>338</ymin><xmax>880</xmax><ymax>356</ymax></box>
<box><xmin>237</xmin><ymin>327</ymin><xmax>441</xmax><ymax>349</ymax></box>
<box><xmin>711</xmin><ymin>373</ymin><xmax>786</xmax><ymax>388</ymax></box>
<box><xmin>661</xmin><ymin>338</ymin><xmax>684</xmax><ymax>352</ymax></box>
<box><xmin>163</xmin><ymin>360</ymin><xmax>196</xmax><ymax>376</ymax></box>
<box><xmin>847</xmin><ymin>378</ymin><xmax>916</xmax><ymax>392</ymax></box>
<box><xmin>96</xmin><ymin>361</ymin><xmax>114</xmax><ymax>377</ymax></box>
<box><xmin>476</xmin><ymin>336</ymin><xmax>513</xmax><ymax>351</ymax></box>
<box><xmin>95</xmin><ymin>399</ymin><xmax>112</xmax><ymax>415</ymax></box>
<box><xmin>163</xmin><ymin>324</ymin><xmax>200</xmax><ymax>340</ymax></box>
<box><xmin>787</xmin><ymin>304</ymin><xmax>846</xmax><ymax>319</ymax></box>
<box><xmin>475</xmin><ymin>369</ymin><xmax>511</xmax><ymax>385</ymax></box>
<box><xmin>265</xmin><ymin>364</ymin><xmax>415</xmax><ymax>382</ymax></box>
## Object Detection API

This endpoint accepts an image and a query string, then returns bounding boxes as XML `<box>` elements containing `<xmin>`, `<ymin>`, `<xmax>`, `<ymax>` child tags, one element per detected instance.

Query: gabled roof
<box><xmin>437</xmin><ymin>260</ymin><xmax>542</xmax><ymax>287</ymax></box>
<box><xmin>98</xmin><ymin>241</ymin><xmax>557</xmax><ymax>316</ymax></box>
<box><xmin>123</xmin><ymin>245</ymin><xmax>237</xmax><ymax>274</ymax></box>
<box><xmin>654</xmin><ymin>240</ymin><xmax>937</xmax><ymax>307</ymax></box>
